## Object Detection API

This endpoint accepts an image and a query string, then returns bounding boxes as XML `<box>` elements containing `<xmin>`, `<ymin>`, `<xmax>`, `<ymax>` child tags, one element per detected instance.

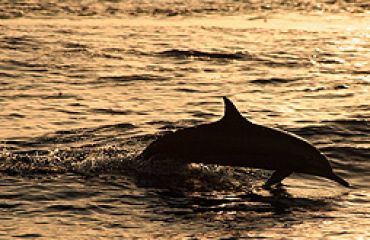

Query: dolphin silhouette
<box><xmin>141</xmin><ymin>97</ymin><xmax>350</xmax><ymax>188</ymax></box>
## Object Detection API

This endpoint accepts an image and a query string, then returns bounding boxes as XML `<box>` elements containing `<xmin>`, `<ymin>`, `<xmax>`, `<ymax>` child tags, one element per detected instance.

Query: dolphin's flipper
<box><xmin>264</xmin><ymin>170</ymin><xmax>293</xmax><ymax>188</ymax></box>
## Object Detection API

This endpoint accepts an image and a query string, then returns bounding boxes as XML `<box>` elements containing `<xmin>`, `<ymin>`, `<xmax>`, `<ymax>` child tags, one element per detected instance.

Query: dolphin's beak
<box><xmin>328</xmin><ymin>172</ymin><xmax>351</xmax><ymax>188</ymax></box>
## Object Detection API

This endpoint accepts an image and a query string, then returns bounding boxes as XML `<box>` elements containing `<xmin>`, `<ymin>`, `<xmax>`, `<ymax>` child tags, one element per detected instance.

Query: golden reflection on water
<box><xmin>0</xmin><ymin>8</ymin><xmax>369</xmax><ymax>240</ymax></box>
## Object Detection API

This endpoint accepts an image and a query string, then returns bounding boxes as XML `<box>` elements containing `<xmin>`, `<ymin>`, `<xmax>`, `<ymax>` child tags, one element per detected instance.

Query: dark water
<box><xmin>0</xmin><ymin>0</ymin><xmax>369</xmax><ymax>239</ymax></box>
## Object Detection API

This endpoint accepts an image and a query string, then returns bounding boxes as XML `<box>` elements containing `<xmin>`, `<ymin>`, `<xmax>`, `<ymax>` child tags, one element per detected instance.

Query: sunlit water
<box><xmin>0</xmin><ymin>0</ymin><xmax>369</xmax><ymax>239</ymax></box>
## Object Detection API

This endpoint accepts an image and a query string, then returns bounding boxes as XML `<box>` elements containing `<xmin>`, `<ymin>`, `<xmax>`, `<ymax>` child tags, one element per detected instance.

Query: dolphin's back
<box><xmin>142</xmin><ymin>121</ymin><xmax>227</xmax><ymax>161</ymax></box>
<box><xmin>142</xmin><ymin>120</ymin><xmax>329</xmax><ymax>172</ymax></box>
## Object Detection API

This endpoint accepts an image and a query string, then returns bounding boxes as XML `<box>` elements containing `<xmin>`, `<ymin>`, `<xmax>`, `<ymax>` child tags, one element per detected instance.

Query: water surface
<box><xmin>0</xmin><ymin>0</ymin><xmax>369</xmax><ymax>239</ymax></box>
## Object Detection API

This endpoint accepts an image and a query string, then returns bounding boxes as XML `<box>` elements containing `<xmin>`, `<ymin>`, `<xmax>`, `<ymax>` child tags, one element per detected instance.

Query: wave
<box><xmin>0</xmin><ymin>72</ymin><xmax>19</xmax><ymax>79</ymax></box>
<box><xmin>90</xmin><ymin>108</ymin><xmax>137</xmax><ymax>115</ymax></box>
<box><xmin>292</xmin><ymin>119</ymin><xmax>369</xmax><ymax>138</ymax></box>
<box><xmin>158</xmin><ymin>49</ymin><xmax>251</xmax><ymax>61</ymax></box>
<box><xmin>3</xmin><ymin>59</ymin><xmax>48</xmax><ymax>69</ymax></box>
<box><xmin>257</xmin><ymin>57</ymin><xmax>311</xmax><ymax>68</ymax></box>
<box><xmin>250</xmin><ymin>77</ymin><xmax>301</xmax><ymax>85</ymax></box>
<box><xmin>98</xmin><ymin>74</ymin><xmax>169</xmax><ymax>83</ymax></box>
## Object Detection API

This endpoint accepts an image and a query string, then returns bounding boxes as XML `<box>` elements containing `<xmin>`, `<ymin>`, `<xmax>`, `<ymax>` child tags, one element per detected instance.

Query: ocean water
<box><xmin>0</xmin><ymin>0</ymin><xmax>369</xmax><ymax>239</ymax></box>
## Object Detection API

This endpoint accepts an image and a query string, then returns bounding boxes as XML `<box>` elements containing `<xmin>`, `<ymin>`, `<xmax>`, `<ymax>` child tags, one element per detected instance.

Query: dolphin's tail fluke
<box><xmin>328</xmin><ymin>172</ymin><xmax>351</xmax><ymax>188</ymax></box>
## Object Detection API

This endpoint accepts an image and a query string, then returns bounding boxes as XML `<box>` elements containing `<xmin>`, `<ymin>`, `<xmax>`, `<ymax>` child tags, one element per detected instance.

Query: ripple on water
<box><xmin>12</xmin><ymin>233</ymin><xmax>43</xmax><ymax>238</ymax></box>
<box><xmin>97</xmin><ymin>74</ymin><xmax>170</xmax><ymax>83</ymax></box>
<box><xmin>157</xmin><ymin>49</ymin><xmax>252</xmax><ymax>60</ymax></box>
<box><xmin>249</xmin><ymin>77</ymin><xmax>303</xmax><ymax>85</ymax></box>
<box><xmin>2</xmin><ymin>60</ymin><xmax>49</xmax><ymax>70</ymax></box>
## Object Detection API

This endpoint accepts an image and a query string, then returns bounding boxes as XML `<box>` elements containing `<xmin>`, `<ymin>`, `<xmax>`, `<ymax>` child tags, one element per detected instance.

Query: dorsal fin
<box><xmin>221</xmin><ymin>97</ymin><xmax>250</xmax><ymax>123</ymax></box>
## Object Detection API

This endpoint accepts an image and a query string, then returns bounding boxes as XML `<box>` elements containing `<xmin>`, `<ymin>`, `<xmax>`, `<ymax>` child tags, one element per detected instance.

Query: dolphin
<box><xmin>141</xmin><ymin>97</ymin><xmax>350</xmax><ymax>188</ymax></box>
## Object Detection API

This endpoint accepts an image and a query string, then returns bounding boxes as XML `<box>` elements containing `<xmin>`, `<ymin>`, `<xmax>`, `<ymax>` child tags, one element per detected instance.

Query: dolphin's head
<box><xmin>302</xmin><ymin>150</ymin><xmax>350</xmax><ymax>187</ymax></box>
<box><xmin>296</xmin><ymin>147</ymin><xmax>331</xmax><ymax>175</ymax></box>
